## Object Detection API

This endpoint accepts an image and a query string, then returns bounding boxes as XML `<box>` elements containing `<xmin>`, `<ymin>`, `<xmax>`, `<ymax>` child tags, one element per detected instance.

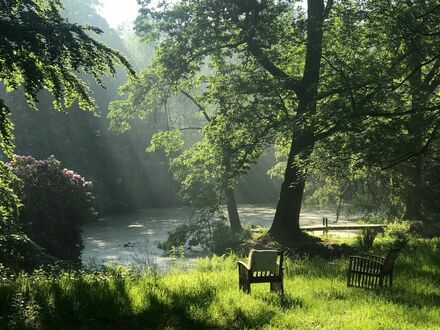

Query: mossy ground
<box><xmin>1</xmin><ymin>237</ymin><xmax>439</xmax><ymax>329</ymax></box>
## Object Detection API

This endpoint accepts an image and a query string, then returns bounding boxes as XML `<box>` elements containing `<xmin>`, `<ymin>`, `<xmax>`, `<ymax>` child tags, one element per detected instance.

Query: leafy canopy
<box><xmin>0</xmin><ymin>0</ymin><xmax>135</xmax><ymax>157</ymax></box>
<box><xmin>0</xmin><ymin>0</ymin><xmax>134</xmax><ymax>268</ymax></box>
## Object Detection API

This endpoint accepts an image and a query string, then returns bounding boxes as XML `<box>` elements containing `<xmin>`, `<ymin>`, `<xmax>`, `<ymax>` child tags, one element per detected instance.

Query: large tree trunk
<box><xmin>269</xmin><ymin>0</ymin><xmax>325</xmax><ymax>241</ymax></box>
<box><xmin>403</xmin><ymin>154</ymin><xmax>423</xmax><ymax>219</ymax></box>
<box><xmin>222</xmin><ymin>153</ymin><xmax>242</xmax><ymax>233</ymax></box>
<box><xmin>225</xmin><ymin>188</ymin><xmax>242</xmax><ymax>233</ymax></box>
<box><xmin>403</xmin><ymin>29</ymin><xmax>426</xmax><ymax>220</ymax></box>
<box><xmin>269</xmin><ymin>130</ymin><xmax>314</xmax><ymax>238</ymax></box>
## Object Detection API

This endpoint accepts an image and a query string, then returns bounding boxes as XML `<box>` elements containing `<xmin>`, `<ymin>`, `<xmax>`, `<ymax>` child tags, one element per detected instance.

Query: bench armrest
<box><xmin>237</xmin><ymin>261</ymin><xmax>250</xmax><ymax>271</ymax></box>
<box><xmin>237</xmin><ymin>261</ymin><xmax>252</xmax><ymax>279</ymax></box>
<box><xmin>362</xmin><ymin>254</ymin><xmax>386</xmax><ymax>262</ymax></box>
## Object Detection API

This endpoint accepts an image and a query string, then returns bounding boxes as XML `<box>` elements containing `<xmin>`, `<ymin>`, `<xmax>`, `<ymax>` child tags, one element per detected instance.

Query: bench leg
<box><xmin>239</xmin><ymin>279</ymin><xmax>251</xmax><ymax>294</ymax></box>
<box><xmin>270</xmin><ymin>281</ymin><xmax>283</xmax><ymax>294</ymax></box>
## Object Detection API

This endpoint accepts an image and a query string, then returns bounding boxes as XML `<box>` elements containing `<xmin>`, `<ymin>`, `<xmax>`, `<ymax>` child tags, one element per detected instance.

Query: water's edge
<box><xmin>81</xmin><ymin>204</ymin><xmax>356</xmax><ymax>269</ymax></box>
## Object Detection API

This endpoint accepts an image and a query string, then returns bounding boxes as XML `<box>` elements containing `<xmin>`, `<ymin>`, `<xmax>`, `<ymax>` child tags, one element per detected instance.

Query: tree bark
<box><xmin>269</xmin><ymin>129</ymin><xmax>314</xmax><ymax>238</ymax></box>
<box><xmin>269</xmin><ymin>0</ymin><xmax>325</xmax><ymax>241</ymax></box>
<box><xmin>403</xmin><ymin>154</ymin><xmax>423</xmax><ymax>219</ymax></box>
<box><xmin>221</xmin><ymin>148</ymin><xmax>243</xmax><ymax>233</ymax></box>
<box><xmin>403</xmin><ymin>27</ymin><xmax>426</xmax><ymax>220</ymax></box>
<box><xmin>225</xmin><ymin>188</ymin><xmax>242</xmax><ymax>233</ymax></box>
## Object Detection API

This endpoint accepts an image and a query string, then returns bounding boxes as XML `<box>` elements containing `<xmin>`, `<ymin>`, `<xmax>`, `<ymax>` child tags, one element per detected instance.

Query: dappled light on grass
<box><xmin>1</xmin><ymin>238</ymin><xmax>440</xmax><ymax>328</ymax></box>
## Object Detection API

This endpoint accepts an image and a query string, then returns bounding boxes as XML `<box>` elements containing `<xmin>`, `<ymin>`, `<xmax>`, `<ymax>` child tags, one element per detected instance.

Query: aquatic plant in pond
<box><xmin>157</xmin><ymin>209</ymin><xmax>251</xmax><ymax>255</ymax></box>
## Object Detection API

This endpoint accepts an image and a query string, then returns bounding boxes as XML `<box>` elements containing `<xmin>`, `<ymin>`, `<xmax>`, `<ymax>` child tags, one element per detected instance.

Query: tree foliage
<box><xmin>303</xmin><ymin>0</ymin><xmax>440</xmax><ymax>219</ymax></box>
<box><xmin>126</xmin><ymin>0</ymin><xmax>335</xmax><ymax>239</ymax></box>
<box><xmin>0</xmin><ymin>0</ymin><xmax>134</xmax><ymax>268</ymax></box>
<box><xmin>131</xmin><ymin>0</ymin><xmax>439</xmax><ymax>238</ymax></box>
<box><xmin>0</xmin><ymin>0</ymin><xmax>134</xmax><ymax>155</ymax></box>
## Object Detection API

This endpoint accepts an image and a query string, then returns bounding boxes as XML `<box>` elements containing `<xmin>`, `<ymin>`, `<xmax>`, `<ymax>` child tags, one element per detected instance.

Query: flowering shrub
<box><xmin>7</xmin><ymin>155</ymin><xmax>96</xmax><ymax>262</ymax></box>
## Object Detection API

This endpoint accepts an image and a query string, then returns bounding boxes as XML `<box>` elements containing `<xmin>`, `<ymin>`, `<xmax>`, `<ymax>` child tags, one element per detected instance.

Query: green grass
<box><xmin>1</xmin><ymin>237</ymin><xmax>439</xmax><ymax>329</ymax></box>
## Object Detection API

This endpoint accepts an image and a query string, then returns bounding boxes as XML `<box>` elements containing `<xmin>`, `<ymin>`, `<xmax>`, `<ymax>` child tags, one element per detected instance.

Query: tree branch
<box><xmin>323</xmin><ymin>0</ymin><xmax>334</xmax><ymax>19</ymax></box>
<box><xmin>314</xmin><ymin>105</ymin><xmax>440</xmax><ymax>141</ymax></box>
<box><xmin>424</xmin><ymin>59</ymin><xmax>439</xmax><ymax>86</ymax></box>
<box><xmin>188</xmin><ymin>41</ymin><xmax>246</xmax><ymax>63</ymax></box>
<box><xmin>180</xmin><ymin>90</ymin><xmax>212</xmax><ymax>122</ymax></box>
<box><xmin>178</xmin><ymin>126</ymin><xmax>202</xmax><ymax>131</ymax></box>
<box><xmin>246</xmin><ymin>39</ymin><xmax>302</xmax><ymax>96</ymax></box>
<box><xmin>393</xmin><ymin>54</ymin><xmax>440</xmax><ymax>91</ymax></box>
<box><xmin>379</xmin><ymin>125</ymin><xmax>439</xmax><ymax>170</ymax></box>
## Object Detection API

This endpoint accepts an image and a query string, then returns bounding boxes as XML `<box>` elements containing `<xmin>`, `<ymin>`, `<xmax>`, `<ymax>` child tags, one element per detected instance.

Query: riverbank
<box><xmin>81</xmin><ymin>204</ymin><xmax>358</xmax><ymax>268</ymax></box>
<box><xmin>1</xmin><ymin>237</ymin><xmax>439</xmax><ymax>329</ymax></box>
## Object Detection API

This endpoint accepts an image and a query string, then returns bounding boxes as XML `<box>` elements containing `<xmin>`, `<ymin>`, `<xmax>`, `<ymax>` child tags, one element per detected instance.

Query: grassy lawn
<box><xmin>1</xmin><ymin>237</ymin><xmax>439</xmax><ymax>329</ymax></box>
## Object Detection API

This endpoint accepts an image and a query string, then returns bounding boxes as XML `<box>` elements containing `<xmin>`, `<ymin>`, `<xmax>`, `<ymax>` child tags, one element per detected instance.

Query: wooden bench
<box><xmin>347</xmin><ymin>248</ymin><xmax>401</xmax><ymax>289</ymax></box>
<box><xmin>237</xmin><ymin>250</ymin><xmax>284</xmax><ymax>294</ymax></box>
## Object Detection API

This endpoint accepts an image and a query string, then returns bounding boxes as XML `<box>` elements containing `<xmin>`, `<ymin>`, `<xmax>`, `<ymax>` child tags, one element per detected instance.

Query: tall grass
<box><xmin>1</xmin><ymin>238</ymin><xmax>439</xmax><ymax>329</ymax></box>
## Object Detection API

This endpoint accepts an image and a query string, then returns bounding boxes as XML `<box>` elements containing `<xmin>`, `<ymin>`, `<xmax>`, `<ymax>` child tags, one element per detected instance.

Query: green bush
<box><xmin>355</xmin><ymin>229</ymin><xmax>378</xmax><ymax>253</ymax></box>
<box><xmin>358</xmin><ymin>216</ymin><xmax>413</xmax><ymax>249</ymax></box>
<box><xmin>357</xmin><ymin>215</ymin><xmax>387</xmax><ymax>224</ymax></box>
<box><xmin>209</xmin><ymin>222</ymin><xmax>250</xmax><ymax>255</ymax></box>
<box><xmin>384</xmin><ymin>219</ymin><xmax>412</xmax><ymax>248</ymax></box>
<box><xmin>158</xmin><ymin>209</ymin><xmax>250</xmax><ymax>255</ymax></box>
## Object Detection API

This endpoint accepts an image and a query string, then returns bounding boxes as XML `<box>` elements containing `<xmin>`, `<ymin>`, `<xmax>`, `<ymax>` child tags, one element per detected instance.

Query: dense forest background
<box><xmin>1</xmin><ymin>0</ymin><xmax>279</xmax><ymax>215</ymax></box>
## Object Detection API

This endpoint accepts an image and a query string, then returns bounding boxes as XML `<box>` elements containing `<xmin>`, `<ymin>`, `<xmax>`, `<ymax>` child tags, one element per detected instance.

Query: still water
<box><xmin>81</xmin><ymin>204</ymin><xmax>356</xmax><ymax>269</ymax></box>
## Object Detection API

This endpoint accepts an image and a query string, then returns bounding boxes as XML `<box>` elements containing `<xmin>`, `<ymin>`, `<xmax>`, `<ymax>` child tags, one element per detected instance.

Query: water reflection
<box><xmin>81</xmin><ymin>204</ymin><xmax>357</xmax><ymax>269</ymax></box>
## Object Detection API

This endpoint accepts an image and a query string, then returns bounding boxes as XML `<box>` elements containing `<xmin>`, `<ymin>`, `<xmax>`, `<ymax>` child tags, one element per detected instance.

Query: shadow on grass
<box><xmin>50</xmin><ymin>280</ymin><xmax>219</xmax><ymax>329</ymax></box>
<box><xmin>396</xmin><ymin>260</ymin><xmax>440</xmax><ymax>287</ymax></box>
<box><xmin>229</xmin><ymin>306</ymin><xmax>275</xmax><ymax>330</ymax></box>
<box><xmin>3</xmin><ymin>271</ymin><xmax>293</xmax><ymax>330</ymax></box>
<box><xmin>133</xmin><ymin>292</ymin><xmax>218</xmax><ymax>329</ymax></box>
<box><xmin>252</xmin><ymin>232</ymin><xmax>356</xmax><ymax>259</ymax></box>
<box><xmin>35</xmin><ymin>275</ymin><xmax>138</xmax><ymax>329</ymax></box>
<box><xmin>260</xmin><ymin>293</ymin><xmax>305</xmax><ymax>309</ymax></box>
<box><xmin>1</xmin><ymin>272</ymin><xmax>220</xmax><ymax>329</ymax></box>
<box><xmin>375</xmin><ymin>287</ymin><xmax>440</xmax><ymax>308</ymax></box>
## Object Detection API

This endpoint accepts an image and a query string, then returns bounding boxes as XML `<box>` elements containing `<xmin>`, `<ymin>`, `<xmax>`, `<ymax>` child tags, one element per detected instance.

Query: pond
<box><xmin>81</xmin><ymin>204</ymin><xmax>357</xmax><ymax>270</ymax></box>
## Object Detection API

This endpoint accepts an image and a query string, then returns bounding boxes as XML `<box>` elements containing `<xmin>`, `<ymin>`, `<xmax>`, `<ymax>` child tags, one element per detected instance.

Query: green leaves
<box><xmin>171</xmin><ymin>141</ymin><xmax>226</xmax><ymax>208</ymax></box>
<box><xmin>0</xmin><ymin>0</ymin><xmax>136</xmax><ymax>262</ymax></box>
<box><xmin>147</xmin><ymin>129</ymin><xmax>185</xmax><ymax>155</ymax></box>
<box><xmin>0</xmin><ymin>161</ymin><xmax>20</xmax><ymax>223</ymax></box>
<box><xmin>0</xmin><ymin>0</ymin><xmax>134</xmax><ymax>113</ymax></box>
<box><xmin>0</xmin><ymin>100</ymin><xmax>14</xmax><ymax>159</ymax></box>
<box><xmin>118</xmin><ymin>0</ymin><xmax>440</xmax><ymax>225</ymax></box>
<box><xmin>0</xmin><ymin>0</ymin><xmax>136</xmax><ymax>159</ymax></box>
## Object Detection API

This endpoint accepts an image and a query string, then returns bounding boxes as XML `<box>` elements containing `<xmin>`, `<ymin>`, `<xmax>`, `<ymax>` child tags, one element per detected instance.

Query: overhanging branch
<box><xmin>180</xmin><ymin>90</ymin><xmax>212</xmax><ymax>122</ymax></box>
<box><xmin>314</xmin><ymin>105</ymin><xmax>439</xmax><ymax>141</ymax></box>
<box><xmin>246</xmin><ymin>39</ymin><xmax>302</xmax><ymax>96</ymax></box>
<box><xmin>379</xmin><ymin>124</ymin><xmax>439</xmax><ymax>170</ymax></box>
